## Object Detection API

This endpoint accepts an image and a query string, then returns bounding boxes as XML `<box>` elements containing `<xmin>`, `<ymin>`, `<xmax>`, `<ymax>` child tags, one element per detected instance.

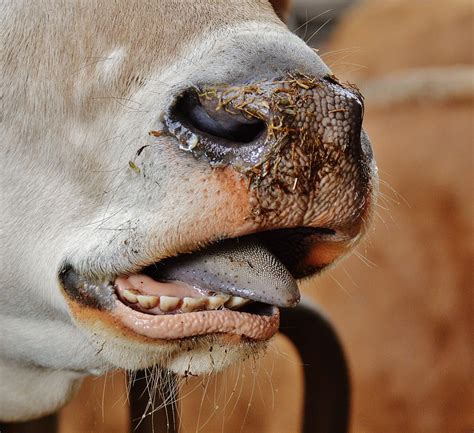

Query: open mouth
<box><xmin>57</xmin><ymin>70</ymin><xmax>372</xmax><ymax>346</ymax></box>
<box><xmin>60</xmin><ymin>227</ymin><xmax>339</xmax><ymax>342</ymax></box>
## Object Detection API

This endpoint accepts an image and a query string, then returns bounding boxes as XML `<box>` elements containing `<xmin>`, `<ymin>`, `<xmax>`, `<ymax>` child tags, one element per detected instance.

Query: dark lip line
<box><xmin>59</xmin><ymin>265</ymin><xmax>277</xmax><ymax>317</ymax></box>
<box><xmin>59</xmin><ymin>265</ymin><xmax>116</xmax><ymax>311</ymax></box>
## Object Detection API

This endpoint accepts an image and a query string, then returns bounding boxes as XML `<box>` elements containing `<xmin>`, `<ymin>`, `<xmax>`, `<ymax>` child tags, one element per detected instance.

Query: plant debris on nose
<box><xmin>164</xmin><ymin>71</ymin><xmax>369</xmax><ymax>229</ymax></box>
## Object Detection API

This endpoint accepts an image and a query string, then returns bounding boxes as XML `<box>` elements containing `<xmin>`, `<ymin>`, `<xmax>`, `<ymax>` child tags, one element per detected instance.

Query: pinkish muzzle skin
<box><xmin>111</xmin><ymin>300</ymin><xmax>280</xmax><ymax>341</ymax></box>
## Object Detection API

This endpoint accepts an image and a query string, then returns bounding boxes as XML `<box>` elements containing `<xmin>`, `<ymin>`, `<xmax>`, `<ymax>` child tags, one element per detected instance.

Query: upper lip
<box><xmin>60</xmin><ymin>225</ymin><xmax>351</xmax><ymax>310</ymax></box>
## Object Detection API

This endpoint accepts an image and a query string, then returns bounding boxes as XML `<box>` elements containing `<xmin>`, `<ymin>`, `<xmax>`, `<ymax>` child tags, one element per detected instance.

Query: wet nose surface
<box><xmin>165</xmin><ymin>73</ymin><xmax>365</xmax><ymax>169</ymax></box>
<box><xmin>164</xmin><ymin>72</ymin><xmax>373</xmax><ymax>229</ymax></box>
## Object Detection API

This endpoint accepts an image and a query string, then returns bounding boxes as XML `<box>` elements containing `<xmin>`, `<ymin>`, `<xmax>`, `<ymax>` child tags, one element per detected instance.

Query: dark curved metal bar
<box><xmin>128</xmin><ymin>369</ymin><xmax>178</xmax><ymax>433</ymax></box>
<box><xmin>279</xmin><ymin>297</ymin><xmax>351</xmax><ymax>433</ymax></box>
<box><xmin>0</xmin><ymin>414</ymin><xmax>58</xmax><ymax>433</ymax></box>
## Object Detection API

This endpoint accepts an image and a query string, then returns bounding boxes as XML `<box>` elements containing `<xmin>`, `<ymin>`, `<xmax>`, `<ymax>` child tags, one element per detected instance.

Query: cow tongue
<box><xmin>155</xmin><ymin>237</ymin><xmax>300</xmax><ymax>308</ymax></box>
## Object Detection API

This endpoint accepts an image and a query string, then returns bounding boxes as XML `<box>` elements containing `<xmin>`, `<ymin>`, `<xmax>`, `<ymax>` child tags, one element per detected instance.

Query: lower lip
<box><xmin>111</xmin><ymin>300</ymin><xmax>280</xmax><ymax>340</ymax></box>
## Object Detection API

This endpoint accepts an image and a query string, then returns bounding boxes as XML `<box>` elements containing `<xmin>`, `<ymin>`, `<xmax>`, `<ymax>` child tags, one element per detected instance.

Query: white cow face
<box><xmin>0</xmin><ymin>0</ymin><xmax>377</xmax><ymax>420</ymax></box>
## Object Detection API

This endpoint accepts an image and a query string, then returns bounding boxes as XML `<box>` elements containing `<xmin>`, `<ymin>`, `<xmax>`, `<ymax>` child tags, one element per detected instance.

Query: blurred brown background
<box><xmin>60</xmin><ymin>0</ymin><xmax>474</xmax><ymax>432</ymax></box>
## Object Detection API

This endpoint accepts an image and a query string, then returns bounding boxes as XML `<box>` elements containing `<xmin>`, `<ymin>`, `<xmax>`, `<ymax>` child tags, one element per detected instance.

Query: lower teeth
<box><xmin>119</xmin><ymin>289</ymin><xmax>251</xmax><ymax>314</ymax></box>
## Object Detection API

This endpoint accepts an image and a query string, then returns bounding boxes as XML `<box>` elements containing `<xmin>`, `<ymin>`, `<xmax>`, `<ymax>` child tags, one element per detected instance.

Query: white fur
<box><xmin>98</xmin><ymin>48</ymin><xmax>127</xmax><ymax>81</ymax></box>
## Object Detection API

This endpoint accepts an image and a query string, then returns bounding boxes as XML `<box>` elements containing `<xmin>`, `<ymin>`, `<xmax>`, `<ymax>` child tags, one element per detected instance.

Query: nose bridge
<box><xmin>190</xmin><ymin>23</ymin><xmax>332</xmax><ymax>86</ymax></box>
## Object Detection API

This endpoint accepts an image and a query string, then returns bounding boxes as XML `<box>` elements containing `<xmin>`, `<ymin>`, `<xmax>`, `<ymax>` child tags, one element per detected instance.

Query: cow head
<box><xmin>1</xmin><ymin>0</ymin><xmax>377</xmax><ymax>420</ymax></box>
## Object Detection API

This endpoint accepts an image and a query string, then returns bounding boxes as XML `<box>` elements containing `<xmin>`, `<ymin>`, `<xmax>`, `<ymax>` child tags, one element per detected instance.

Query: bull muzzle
<box><xmin>164</xmin><ymin>71</ymin><xmax>374</xmax><ymax>238</ymax></box>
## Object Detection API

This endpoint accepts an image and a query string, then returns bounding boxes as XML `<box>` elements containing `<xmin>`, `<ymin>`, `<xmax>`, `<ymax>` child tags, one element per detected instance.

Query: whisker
<box><xmin>328</xmin><ymin>272</ymin><xmax>354</xmax><ymax>297</ymax></box>
<box><xmin>305</xmin><ymin>17</ymin><xmax>332</xmax><ymax>46</ymax></box>
<box><xmin>292</xmin><ymin>9</ymin><xmax>332</xmax><ymax>35</ymax></box>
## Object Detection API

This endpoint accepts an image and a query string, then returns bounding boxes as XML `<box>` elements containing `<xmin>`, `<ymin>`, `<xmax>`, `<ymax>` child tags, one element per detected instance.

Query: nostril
<box><xmin>164</xmin><ymin>73</ymin><xmax>369</xmax><ymax>173</ymax></box>
<box><xmin>171</xmin><ymin>91</ymin><xmax>266</xmax><ymax>144</ymax></box>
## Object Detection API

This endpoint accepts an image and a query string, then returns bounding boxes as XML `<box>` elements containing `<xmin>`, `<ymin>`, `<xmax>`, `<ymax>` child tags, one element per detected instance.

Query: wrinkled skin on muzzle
<box><xmin>166</xmin><ymin>73</ymin><xmax>371</xmax><ymax>229</ymax></box>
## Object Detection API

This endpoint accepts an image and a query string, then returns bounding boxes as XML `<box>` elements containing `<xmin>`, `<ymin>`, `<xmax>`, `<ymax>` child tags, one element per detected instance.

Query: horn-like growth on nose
<box><xmin>164</xmin><ymin>72</ymin><xmax>373</xmax><ymax>231</ymax></box>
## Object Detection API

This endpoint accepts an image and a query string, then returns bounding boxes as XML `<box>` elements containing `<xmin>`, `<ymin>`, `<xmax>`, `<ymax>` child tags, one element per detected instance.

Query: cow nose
<box><xmin>164</xmin><ymin>72</ymin><xmax>367</xmax><ymax>172</ymax></box>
